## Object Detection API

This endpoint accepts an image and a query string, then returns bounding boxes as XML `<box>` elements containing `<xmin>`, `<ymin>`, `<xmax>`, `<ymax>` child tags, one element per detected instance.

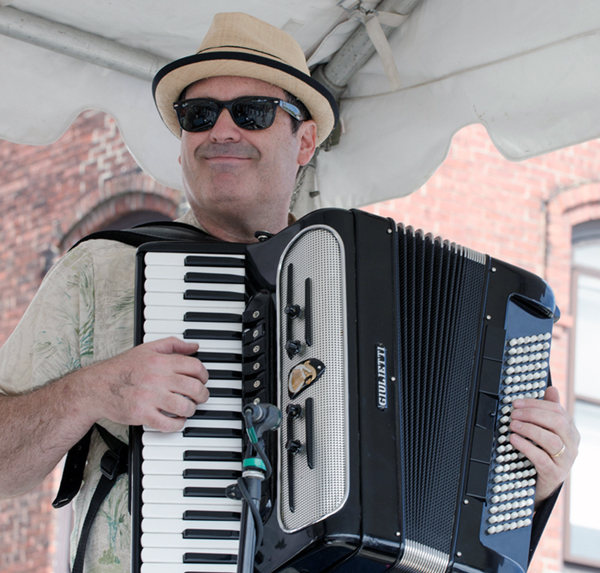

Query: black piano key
<box><xmin>185</xmin><ymin>312</ymin><xmax>242</xmax><ymax>323</ymax></box>
<box><xmin>183</xmin><ymin>329</ymin><xmax>242</xmax><ymax>340</ymax></box>
<box><xmin>184</xmin><ymin>553</ymin><xmax>238</xmax><ymax>564</ymax></box>
<box><xmin>184</xmin><ymin>290</ymin><xmax>246</xmax><ymax>302</ymax></box>
<box><xmin>184</xmin><ymin>450</ymin><xmax>243</xmax><ymax>462</ymax></box>
<box><xmin>208</xmin><ymin>388</ymin><xmax>242</xmax><ymax>399</ymax></box>
<box><xmin>184</xmin><ymin>255</ymin><xmax>245</xmax><ymax>268</ymax></box>
<box><xmin>193</xmin><ymin>351</ymin><xmax>242</xmax><ymax>363</ymax></box>
<box><xmin>184</xmin><ymin>272</ymin><xmax>245</xmax><ymax>284</ymax></box>
<box><xmin>189</xmin><ymin>410</ymin><xmax>242</xmax><ymax>421</ymax></box>
<box><xmin>183</xmin><ymin>427</ymin><xmax>242</xmax><ymax>439</ymax></box>
<box><xmin>206</xmin><ymin>370</ymin><xmax>242</xmax><ymax>380</ymax></box>
<box><xmin>183</xmin><ymin>510</ymin><xmax>241</xmax><ymax>521</ymax></box>
<box><xmin>183</xmin><ymin>468</ymin><xmax>241</xmax><ymax>480</ymax></box>
<box><xmin>184</xmin><ymin>487</ymin><xmax>227</xmax><ymax>498</ymax></box>
<box><xmin>183</xmin><ymin>529</ymin><xmax>240</xmax><ymax>540</ymax></box>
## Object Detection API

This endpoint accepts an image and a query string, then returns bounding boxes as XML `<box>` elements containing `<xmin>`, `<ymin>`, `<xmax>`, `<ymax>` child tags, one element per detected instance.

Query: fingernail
<box><xmin>511</xmin><ymin>420</ymin><xmax>523</xmax><ymax>430</ymax></box>
<box><xmin>513</xmin><ymin>399</ymin><xmax>524</xmax><ymax>408</ymax></box>
<box><xmin>511</xmin><ymin>408</ymin><xmax>522</xmax><ymax>419</ymax></box>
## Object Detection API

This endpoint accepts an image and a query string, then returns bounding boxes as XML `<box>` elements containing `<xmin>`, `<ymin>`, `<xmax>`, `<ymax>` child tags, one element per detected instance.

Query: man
<box><xmin>0</xmin><ymin>12</ymin><xmax>579</xmax><ymax>573</ymax></box>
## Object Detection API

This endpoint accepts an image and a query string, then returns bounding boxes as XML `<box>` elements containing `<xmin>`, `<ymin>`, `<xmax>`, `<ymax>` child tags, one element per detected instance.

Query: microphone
<box><xmin>243</xmin><ymin>403</ymin><xmax>282</xmax><ymax>438</ymax></box>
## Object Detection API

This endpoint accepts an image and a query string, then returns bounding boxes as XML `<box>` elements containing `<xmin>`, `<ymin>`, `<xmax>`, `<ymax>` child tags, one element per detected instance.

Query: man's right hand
<box><xmin>79</xmin><ymin>337</ymin><xmax>209</xmax><ymax>432</ymax></box>
<box><xmin>0</xmin><ymin>337</ymin><xmax>208</xmax><ymax>498</ymax></box>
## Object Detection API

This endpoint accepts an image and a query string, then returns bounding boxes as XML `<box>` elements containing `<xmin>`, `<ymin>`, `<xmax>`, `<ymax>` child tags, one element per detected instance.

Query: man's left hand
<box><xmin>509</xmin><ymin>385</ymin><xmax>580</xmax><ymax>507</ymax></box>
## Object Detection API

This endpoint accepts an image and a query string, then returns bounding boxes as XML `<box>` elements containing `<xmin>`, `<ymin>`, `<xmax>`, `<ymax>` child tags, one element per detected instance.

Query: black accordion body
<box><xmin>130</xmin><ymin>208</ymin><xmax>558</xmax><ymax>573</ymax></box>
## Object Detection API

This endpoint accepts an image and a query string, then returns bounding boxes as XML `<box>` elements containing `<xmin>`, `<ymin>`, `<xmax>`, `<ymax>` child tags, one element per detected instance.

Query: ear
<box><xmin>297</xmin><ymin>120</ymin><xmax>318</xmax><ymax>167</ymax></box>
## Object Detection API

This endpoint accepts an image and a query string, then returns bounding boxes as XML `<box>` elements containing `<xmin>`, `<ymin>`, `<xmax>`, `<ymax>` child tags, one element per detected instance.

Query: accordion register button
<box><xmin>242</xmin><ymin>323</ymin><xmax>264</xmax><ymax>344</ymax></box>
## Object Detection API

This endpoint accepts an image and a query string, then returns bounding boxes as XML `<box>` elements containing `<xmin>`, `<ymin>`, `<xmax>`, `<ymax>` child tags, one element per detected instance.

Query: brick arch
<box><xmin>59</xmin><ymin>191</ymin><xmax>179</xmax><ymax>252</ymax></box>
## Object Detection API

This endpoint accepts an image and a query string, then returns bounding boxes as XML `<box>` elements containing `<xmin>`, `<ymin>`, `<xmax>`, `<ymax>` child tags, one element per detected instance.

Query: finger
<box><xmin>160</xmin><ymin>389</ymin><xmax>200</xmax><ymax>420</ymax></box>
<box><xmin>542</xmin><ymin>385</ymin><xmax>560</xmax><ymax>404</ymax></box>
<box><xmin>510</xmin><ymin>403</ymin><xmax>567</xmax><ymax>437</ymax></box>
<box><xmin>145</xmin><ymin>408</ymin><xmax>187</xmax><ymax>433</ymax></box>
<box><xmin>166</xmin><ymin>353</ymin><xmax>209</xmax><ymax>384</ymax></box>
<box><xmin>168</xmin><ymin>373</ymin><xmax>211</xmax><ymax>405</ymax></box>
<box><xmin>148</xmin><ymin>336</ymin><xmax>200</xmax><ymax>356</ymax></box>
<box><xmin>509</xmin><ymin>418</ymin><xmax>565</xmax><ymax>459</ymax></box>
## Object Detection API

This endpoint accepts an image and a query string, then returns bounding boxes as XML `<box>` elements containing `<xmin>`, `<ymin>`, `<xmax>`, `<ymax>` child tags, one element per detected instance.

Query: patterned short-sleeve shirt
<box><xmin>0</xmin><ymin>210</ymin><xmax>202</xmax><ymax>573</ymax></box>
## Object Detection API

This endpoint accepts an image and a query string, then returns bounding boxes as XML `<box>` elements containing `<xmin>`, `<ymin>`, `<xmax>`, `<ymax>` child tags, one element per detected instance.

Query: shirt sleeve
<box><xmin>0</xmin><ymin>242</ymin><xmax>97</xmax><ymax>395</ymax></box>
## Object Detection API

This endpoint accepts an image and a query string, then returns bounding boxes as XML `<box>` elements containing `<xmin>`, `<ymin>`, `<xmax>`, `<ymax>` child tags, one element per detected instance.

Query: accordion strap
<box><xmin>53</xmin><ymin>424</ymin><xmax>128</xmax><ymax>573</ymax></box>
<box><xmin>69</xmin><ymin>220</ymin><xmax>222</xmax><ymax>250</ymax></box>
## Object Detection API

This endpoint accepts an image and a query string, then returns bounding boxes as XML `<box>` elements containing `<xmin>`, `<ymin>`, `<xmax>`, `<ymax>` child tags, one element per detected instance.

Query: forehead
<box><xmin>184</xmin><ymin>76</ymin><xmax>286</xmax><ymax>100</ymax></box>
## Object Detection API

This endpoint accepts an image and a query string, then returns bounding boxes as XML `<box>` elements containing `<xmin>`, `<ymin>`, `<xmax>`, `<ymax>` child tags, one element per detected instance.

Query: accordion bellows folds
<box><xmin>130</xmin><ymin>208</ymin><xmax>558</xmax><ymax>573</ymax></box>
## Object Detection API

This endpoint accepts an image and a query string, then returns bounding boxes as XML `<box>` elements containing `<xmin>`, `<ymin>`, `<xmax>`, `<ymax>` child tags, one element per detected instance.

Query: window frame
<box><xmin>564</xmin><ymin>230</ymin><xmax>600</xmax><ymax>568</ymax></box>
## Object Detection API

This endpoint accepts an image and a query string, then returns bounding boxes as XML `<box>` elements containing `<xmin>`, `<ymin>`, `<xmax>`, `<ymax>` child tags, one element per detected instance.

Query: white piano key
<box><xmin>144</xmin><ymin>292</ymin><xmax>246</xmax><ymax>312</ymax></box>
<box><xmin>142</xmin><ymin>475</ymin><xmax>234</xmax><ymax>490</ymax></box>
<box><xmin>142</xmin><ymin>444</ymin><xmax>242</xmax><ymax>462</ymax></box>
<box><xmin>144</xmin><ymin>320</ymin><xmax>243</xmax><ymax>334</ymax></box>
<box><xmin>143</xmin><ymin>333</ymin><xmax>242</xmax><ymax>351</ymax></box>
<box><xmin>143</xmin><ymin>419</ymin><xmax>243</xmax><ymax>433</ymax></box>
<box><xmin>142</xmin><ymin>433</ymin><xmax>241</xmax><ymax>448</ymax></box>
<box><xmin>142</xmin><ymin>563</ymin><xmax>238</xmax><ymax>573</ymax></box>
<box><xmin>141</xmin><ymin>546</ymin><xmax>238</xmax><ymax>564</ymax></box>
<box><xmin>141</xmin><ymin>501</ymin><xmax>239</xmax><ymax>519</ymax></box>
<box><xmin>207</xmin><ymin>380</ymin><xmax>242</xmax><ymax>391</ymax></box>
<box><xmin>145</xmin><ymin>265</ymin><xmax>245</xmax><ymax>279</ymax></box>
<box><xmin>141</xmin><ymin>518</ymin><xmax>241</xmax><ymax>533</ymax></box>
<box><xmin>142</xmin><ymin>489</ymin><xmax>242</xmax><ymax>506</ymax></box>
<box><xmin>145</xmin><ymin>279</ymin><xmax>245</xmax><ymax>295</ymax></box>
<box><xmin>184</xmin><ymin>417</ymin><xmax>242</xmax><ymax>430</ymax></box>
<box><xmin>195</xmin><ymin>400</ymin><xmax>243</xmax><ymax>411</ymax></box>
<box><xmin>142</xmin><ymin>460</ymin><xmax>242</xmax><ymax>476</ymax></box>
<box><xmin>145</xmin><ymin>252</ymin><xmax>244</xmax><ymax>267</ymax></box>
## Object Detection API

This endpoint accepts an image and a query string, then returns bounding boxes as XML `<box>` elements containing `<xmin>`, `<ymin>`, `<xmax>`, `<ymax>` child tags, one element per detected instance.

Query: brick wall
<box><xmin>1</xmin><ymin>113</ymin><xmax>598</xmax><ymax>571</ymax></box>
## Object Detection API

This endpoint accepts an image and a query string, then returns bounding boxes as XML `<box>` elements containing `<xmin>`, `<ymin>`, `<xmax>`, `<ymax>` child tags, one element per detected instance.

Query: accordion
<box><xmin>130</xmin><ymin>208</ymin><xmax>558</xmax><ymax>573</ymax></box>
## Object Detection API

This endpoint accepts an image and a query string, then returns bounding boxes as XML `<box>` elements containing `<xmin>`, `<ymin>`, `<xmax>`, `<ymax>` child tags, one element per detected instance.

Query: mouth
<box><xmin>196</xmin><ymin>143</ymin><xmax>260</xmax><ymax>163</ymax></box>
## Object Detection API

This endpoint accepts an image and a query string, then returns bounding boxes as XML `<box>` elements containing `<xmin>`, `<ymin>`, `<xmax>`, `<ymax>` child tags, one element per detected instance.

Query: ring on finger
<box><xmin>550</xmin><ymin>443</ymin><xmax>566</xmax><ymax>458</ymax></box>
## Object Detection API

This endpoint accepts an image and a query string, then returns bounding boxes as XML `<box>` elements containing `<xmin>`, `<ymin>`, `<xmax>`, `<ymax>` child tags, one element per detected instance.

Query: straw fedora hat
<box><xmin>153</xmin><ymin>12</ymin><xmax>338</xmax><ymax>146</ymax></box>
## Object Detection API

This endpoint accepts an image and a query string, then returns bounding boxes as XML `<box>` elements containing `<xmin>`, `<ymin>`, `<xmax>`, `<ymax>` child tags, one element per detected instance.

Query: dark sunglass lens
<box><xmin>180</xmin><ymin>101</ymin><xmax>219</xmax><ymax>132</ymax></box>
<box><xmin>231</xmin><ymin>100</ymin><xmax>276</xmax><ymax>130</ymax></box>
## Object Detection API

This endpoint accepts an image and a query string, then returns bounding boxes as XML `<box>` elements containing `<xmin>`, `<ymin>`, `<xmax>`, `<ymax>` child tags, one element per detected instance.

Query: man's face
<box><xmin>178</xmin><ymin>76</ymin><xmax>317</xmax><ymax>242</ymax></box>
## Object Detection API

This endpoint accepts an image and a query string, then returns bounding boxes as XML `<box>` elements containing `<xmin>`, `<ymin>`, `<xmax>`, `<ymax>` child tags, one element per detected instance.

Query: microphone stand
<box><xmin>239</xmin><ymin>458</ymin><xmax>266</xmax><ymax>573</ymax></box>
<box><xmin>233</xmin><ymin>404</ymin><xmax>281</xmax><ymax>573</ymax></box>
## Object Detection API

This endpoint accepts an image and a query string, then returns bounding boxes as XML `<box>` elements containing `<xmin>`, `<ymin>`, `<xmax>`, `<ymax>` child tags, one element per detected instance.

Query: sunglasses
<box><xmin>173</xmin><ymin>96</ymin><xmax>308</xmax><ymax>133</ymax></box>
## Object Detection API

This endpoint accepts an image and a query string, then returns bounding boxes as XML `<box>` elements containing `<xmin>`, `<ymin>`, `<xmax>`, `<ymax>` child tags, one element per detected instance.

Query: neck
<box><xmin>192</xmin><ymin>209</ymin><xmax>290</xmax><ymax>243</ymax></box>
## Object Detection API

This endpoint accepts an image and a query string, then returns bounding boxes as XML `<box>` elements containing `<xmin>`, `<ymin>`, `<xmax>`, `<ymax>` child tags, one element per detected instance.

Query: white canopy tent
<box><xmin>1</xmin><ymin>0</ymin><xmax>600</xmax><ymax>215</ymax></box>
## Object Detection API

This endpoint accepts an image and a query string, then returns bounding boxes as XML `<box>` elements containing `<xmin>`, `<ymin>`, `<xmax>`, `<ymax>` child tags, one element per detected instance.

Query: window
<box><xmin>567</xmin><ymin>223</ymin><xmax>600</xmax><ymax>566</ymax></box>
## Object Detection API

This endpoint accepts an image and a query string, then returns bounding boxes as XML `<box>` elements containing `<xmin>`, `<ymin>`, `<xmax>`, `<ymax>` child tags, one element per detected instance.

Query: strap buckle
<box><xmin>100</xmin><ymin>449</ymin><xmax>123</xmax><ymax>481</ymax></box>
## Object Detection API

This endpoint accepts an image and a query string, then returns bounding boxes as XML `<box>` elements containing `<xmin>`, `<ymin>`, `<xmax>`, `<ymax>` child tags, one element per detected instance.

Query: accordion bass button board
<box><xmin>130</xmin><ymin>208</ymin><xmax>559</xmax><ymax>573</ymax></box>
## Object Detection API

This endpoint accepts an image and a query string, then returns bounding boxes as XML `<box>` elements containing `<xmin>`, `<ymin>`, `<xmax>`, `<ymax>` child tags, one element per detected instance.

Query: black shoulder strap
<box><xmin>70</xmin><ymin>220</ymin><xmax>223</xmax><ymax>250</ymax></box>
<box><xmin>53</xmin><ymin>424</ymin><xmax>128</xmax><ymax>573</ymax></box>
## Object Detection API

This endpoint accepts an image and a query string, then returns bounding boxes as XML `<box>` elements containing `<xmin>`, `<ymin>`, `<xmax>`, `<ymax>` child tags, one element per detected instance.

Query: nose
<box><xmin>209</xmin><ymin>107</ymin><xmax>242</xmax><ymax>143</ymax></box>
